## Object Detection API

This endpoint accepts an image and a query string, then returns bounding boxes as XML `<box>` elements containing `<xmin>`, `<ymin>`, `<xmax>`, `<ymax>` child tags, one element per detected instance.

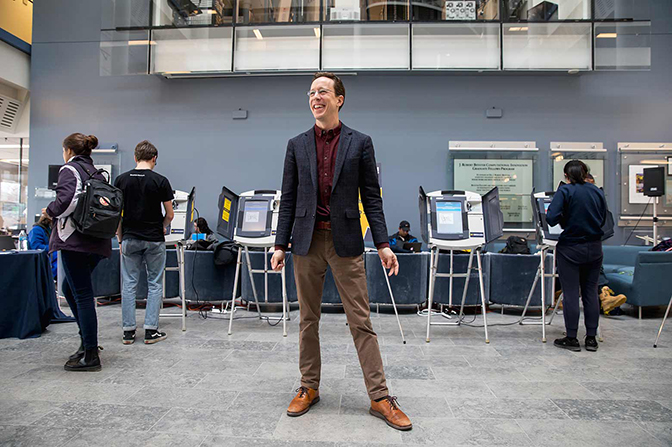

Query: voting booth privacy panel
<box><xmin>166</xmin><ymin>187</ymin><xmax>196</xmax><ymax>243</ymax></box>
<box><xmin>216</xmin><ymin>186</ymin><xmax>288</xmax><ymax>336</ymax></box>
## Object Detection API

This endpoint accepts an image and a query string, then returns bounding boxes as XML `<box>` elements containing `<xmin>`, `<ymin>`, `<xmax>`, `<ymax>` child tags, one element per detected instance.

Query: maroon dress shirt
<box><xmin>276</xmin><ymin>121</ymin><xmax>388</xmax><ymax>251</ymax></box>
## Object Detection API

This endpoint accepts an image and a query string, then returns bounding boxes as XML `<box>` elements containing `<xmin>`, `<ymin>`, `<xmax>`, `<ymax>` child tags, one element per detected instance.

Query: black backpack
<box><xmin>214</xmin><ymin>241</ymin><xmax>239</xmax><ymax>266</ymax></box>
<box><xmin>500</xmin><ymin>236</ymin><xmax>531</xmax><ymax>254</ymax></box>
<box><xmin>70</xmin><ymin>162</ymin><xmax>123</xmax><ymax>239</ymax></box>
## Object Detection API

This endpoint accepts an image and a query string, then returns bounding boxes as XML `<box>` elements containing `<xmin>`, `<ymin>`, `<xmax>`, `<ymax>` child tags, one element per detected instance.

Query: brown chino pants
<box><xmin>293</xmin><ymin>229</ymin><xmax>389</xmax><ymax>400</ymax></box>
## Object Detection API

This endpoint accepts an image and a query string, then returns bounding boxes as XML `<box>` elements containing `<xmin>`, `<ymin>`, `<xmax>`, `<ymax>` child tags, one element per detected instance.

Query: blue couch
<box><xmin>602</xmin><ymin>245</ymin><xmax>672</xmax><ymax>314</ymax></box>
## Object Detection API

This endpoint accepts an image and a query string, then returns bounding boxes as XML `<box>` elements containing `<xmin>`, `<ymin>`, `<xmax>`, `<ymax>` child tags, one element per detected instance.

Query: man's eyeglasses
<box><xmin>307</xmin><ymin>89</ymin><xmax>332</xmax><ymax>98</ymax></box>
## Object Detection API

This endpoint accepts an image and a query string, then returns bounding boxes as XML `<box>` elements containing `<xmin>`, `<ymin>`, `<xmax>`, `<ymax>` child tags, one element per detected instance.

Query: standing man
<box><xmin>271</xmin><ymin>72</ymin><xmax>412</xmax><ymax>431</ymax></box>
<box><xmin>389</xmin><ymin>220</ymin><xmax>420</xmax><ymax>253</ymax></box>
<box><xmin>115</xmin><ymin>141</ymin><xmax>174</xmax><ymax>345</ymax></box>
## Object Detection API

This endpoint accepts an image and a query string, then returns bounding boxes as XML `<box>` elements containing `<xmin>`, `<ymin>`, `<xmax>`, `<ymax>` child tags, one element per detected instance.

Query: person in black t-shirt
<box><xmin>114</xmin><ymin>141</ymin><xmax>174</xmax><ymax>345</ymax></box>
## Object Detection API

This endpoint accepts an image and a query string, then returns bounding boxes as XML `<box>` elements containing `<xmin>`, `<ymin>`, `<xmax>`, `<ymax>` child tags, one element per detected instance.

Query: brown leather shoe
<box><xmin>369</xmin><ymin>396</ymin><xmax>412</xmax><ymax>431</ymax></box>
<box><xmin>287</xmin><ymin>386</ymin><xmax>320</xmax><ymax>417</ymax></box>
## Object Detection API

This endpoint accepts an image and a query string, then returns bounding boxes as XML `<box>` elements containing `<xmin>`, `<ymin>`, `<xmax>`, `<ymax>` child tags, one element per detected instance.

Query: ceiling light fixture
<box><xmin>253</xmin><ymin>29</ymin><xmax>263</xmax><ymax>40</ymax></box>
<box><xmin>128</xmin><ymin>40</ymin><xmax>157</xmax><ymax>46</ymax></box>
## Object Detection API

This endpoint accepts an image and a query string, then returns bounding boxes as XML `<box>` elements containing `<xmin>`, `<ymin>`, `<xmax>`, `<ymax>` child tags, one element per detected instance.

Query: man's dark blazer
<box><xmin>275</xmin><ymin>123</ymin><xmax>389</xmax><ymax>257</ymax></box>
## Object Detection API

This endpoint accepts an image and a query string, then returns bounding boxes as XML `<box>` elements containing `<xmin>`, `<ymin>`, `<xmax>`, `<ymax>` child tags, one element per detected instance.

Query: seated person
<box><xmin>186</xmin><ymin>217</ymin><xmax>218</xmax><ymax>249</ymax></box>
<box><xmin>28</xmin><ymin>214</ymin><xmax>58</xmax><ymax>279</ymax></box>
<box><xmin>389</xmin><ymin>220</ymin><xmax>419</xmax><ymax>253</ymax></box>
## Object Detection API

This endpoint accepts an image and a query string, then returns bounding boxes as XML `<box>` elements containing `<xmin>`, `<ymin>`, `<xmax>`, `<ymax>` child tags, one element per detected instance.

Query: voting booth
<box><xmin>419</xmin><ymin>186</ymin><xmax>503</xmax><ymax>344</ymax></box>
<box><xmin>217</xmin><ymin>187</ymin><xmax>288</xmax><ymax>337</ymax></box>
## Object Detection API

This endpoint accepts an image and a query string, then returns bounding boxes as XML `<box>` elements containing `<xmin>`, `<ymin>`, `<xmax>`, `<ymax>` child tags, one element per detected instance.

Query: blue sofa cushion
<box><xmin>615</xmin><ymin>266</ymin><xmax>635</xmax><ymax>276</ymax></box>
<box><xmin>602</xmin><ymin>245</ymin><xmax>649</xmax><ymax>266</ymax></box>
<box><xmin>602</xmin><ymin>264</ymin><xmax>623</xmax><ymax>274</ymax></box>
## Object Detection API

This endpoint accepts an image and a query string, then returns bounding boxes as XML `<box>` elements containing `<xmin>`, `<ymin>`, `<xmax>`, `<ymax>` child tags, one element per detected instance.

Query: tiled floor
<box><xmin>1</xmin><ymin>304</ymin><xmax>672</xmax><ymax>446</ymax></box>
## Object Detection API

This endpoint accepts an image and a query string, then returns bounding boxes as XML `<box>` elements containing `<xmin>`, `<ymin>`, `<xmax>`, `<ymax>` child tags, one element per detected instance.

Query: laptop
<box><xmin>403</xmin><ymin>242</ymin><xmax>422</xmax><ymax>252</ymax></box>
<box><xmin>0</xmin><ymin>236</ymin><xmax>17</xmax><ymax>251</ymax></box>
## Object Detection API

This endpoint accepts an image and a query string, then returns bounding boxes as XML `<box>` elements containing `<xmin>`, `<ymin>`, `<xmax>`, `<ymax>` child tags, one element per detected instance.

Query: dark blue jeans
<box><xmin>557</xmin><ymin>241</ymin><xmax>603</xmax><ymax>338</ymax></box>
<box><xmin>61</xmin><ymin>250</ymin><xmax>103</xmax><ymax>349</ymax></box>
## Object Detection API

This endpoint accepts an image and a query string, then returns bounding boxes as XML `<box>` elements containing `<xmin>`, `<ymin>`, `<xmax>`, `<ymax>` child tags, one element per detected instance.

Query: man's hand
<box><xmin>378</xmin><ymin>247</ymin><xmax>399</xmax><ymax>276</ymax></box>
<box><xmin>271</xmin><ymin>249</ymin><xmax>285</xmax><ymax>271</ymax></box>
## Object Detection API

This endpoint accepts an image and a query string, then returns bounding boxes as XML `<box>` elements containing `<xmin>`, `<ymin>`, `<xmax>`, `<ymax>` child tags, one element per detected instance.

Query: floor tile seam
<box><xmin>145</xmin><ymin>406</ymin><xmax>176</xmax><ymax>433</ymax></box>
<box><xmin>511</xmin><ymin>365</ymin><xmax>534</xmax><ymax>383</ymax></box>
<box><xmin>120</xmin><ymin>384</ymin><xmax>150</xmax><ymax>404</ymax></box>
<box><xmin>482</xmin><ymin>381</ymin><xmax>498</xmax><ymax>398</ymax></box>
<box><xmin>547</xmin><ymin>398</ymin><xmax>574</xmax><ymax>420</ymax></box>
<box><xmin>425</xmin><ymin>364</ymin><xmax>438</xmax><ymax>381</ymax></box>
<box><xmin>221</xmin><ymin>391</ymin><xmax>241</xmax><ymax>411</ymax></box>
<box><xmin>190</xmin><ymin>371</ymin><xmax>212</xmax><ymax>388</ymax></box>
<box><xmin>512</xmin><ymin>419</ymin><xmax>535</xmax><ymax>446</ymax></box>
<box><xmin>574</xmin><ymin>382</ymin><xmax>602</xmax><ymax>399</ymax></box>
<box><xmin>251</xmin><ymin>362</ymin><xmax>265</xmax><ymax>376</ymax></box>
<box><xmin>24</xmin><ymin>406</ymin><xmax>61</xmax><ymax>428</ymax></box>
<box><xmin>52</xmin><ymin>428</ymin><xmax>84</xmax><ymax>447</ymax></box>
<box><xmin>443</xmin><ymin>395</ymin><xmax>457</xmax><ymax>418</ymax></box>
<box><xmin>632</xmin><ymin>419</ymin><xmax>671</xmax><ymax>444</ymax></box>
<box><xmin>269</xmin><ymin>410</ymin><xmax>290</xmax><ymax>440</ymax></box>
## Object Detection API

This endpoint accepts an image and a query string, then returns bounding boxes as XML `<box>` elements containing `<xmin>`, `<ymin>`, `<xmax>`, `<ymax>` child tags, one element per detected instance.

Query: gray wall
<box><xmin>29</xmin><ymin>0</ymin><xmax>672</xmax><ymax>245</ymax></box>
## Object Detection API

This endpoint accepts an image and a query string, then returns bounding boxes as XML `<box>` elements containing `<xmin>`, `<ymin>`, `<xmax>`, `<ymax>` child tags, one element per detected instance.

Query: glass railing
<box><xmin>100</xmin><ymin>0</ymin><xmax>652</xmax><ymax>75</ymax></box>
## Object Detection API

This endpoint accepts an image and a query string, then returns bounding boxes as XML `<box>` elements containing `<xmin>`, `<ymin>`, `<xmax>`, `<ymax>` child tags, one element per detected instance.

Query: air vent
<box><xmin>0</xmin><ymin>94</ymin><xmax>24</xmax><ymax>133</ymax></box>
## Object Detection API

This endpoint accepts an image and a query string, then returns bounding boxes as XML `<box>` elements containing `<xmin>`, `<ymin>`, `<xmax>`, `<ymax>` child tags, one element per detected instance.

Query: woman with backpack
<box><xmin>546</xmin><ymin>160</ymin><xmax>607</xmax><ymax>352</ymax></box>
<box><xmin>43</xmin><ymin>133</ymin><xmax>112</xmax><ymax>371</ymax></box>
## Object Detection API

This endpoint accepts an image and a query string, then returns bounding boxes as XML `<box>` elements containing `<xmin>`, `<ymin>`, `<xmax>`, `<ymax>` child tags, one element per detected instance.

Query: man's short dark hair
<box><xmin>312</xmin><ymin>72</ymin><xmax>345</xmax><ymax>111</ymax></box>
<box><xmin>135</xmin><ymin>140</ymin><xmax>158</xmax><ymax>162</ymax></box>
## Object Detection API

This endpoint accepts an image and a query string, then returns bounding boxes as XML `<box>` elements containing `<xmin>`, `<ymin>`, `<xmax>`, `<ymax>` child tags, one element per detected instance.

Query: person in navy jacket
<box><xmin>546</xmin><ymin>160</ymin><xmax>607</xmax><ymax>352</ymax></box>
<box><xmin>28</xmin><ymin>214</ymin><xmax>58</xmax><ymax>279</ymax></box>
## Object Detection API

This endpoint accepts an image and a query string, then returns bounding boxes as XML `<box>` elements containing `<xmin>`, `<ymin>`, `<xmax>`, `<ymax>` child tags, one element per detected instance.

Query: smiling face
<box><xmin>309</xmin><ymin>77</ymin><xmax>343</xmax><ymax>124</ymax></box>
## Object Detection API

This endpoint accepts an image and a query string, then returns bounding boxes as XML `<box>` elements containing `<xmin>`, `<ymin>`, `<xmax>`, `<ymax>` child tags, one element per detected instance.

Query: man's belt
<box><xmin>315</xmin><ymin>221</ymin><xmax>332</xmax><ymax>230</ymax></box>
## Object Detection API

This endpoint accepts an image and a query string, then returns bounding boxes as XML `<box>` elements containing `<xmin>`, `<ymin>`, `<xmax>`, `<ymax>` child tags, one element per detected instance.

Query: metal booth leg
<box><xmin>426</xmin><ymin>246</ymin><xmax>438</xmax><ymax>343</ymax></box>
<box><xmin>243</xmin><ymin>246</ymin><xmax>263</xmax><ymax>320</ymax></box>
<box><xmin>540</xmin><ymin>246</ymin><xmax>547</xmax><ymax>343</ymax></box>
<box><xmin>654</xmin><ymin>295</ymin><xmax>672</xmax><ymax>348</ymax></box>
<box><xmin>456</xmin><ymin>250</ymin><xmax>475</xmax><ymax>321</ymax></box>
<box><xmin>518</xmin><ymin>258</ymin><xmax>542</xmax><ymax>324</ymax></box>
<box><xmin>476</xmin><ymin>248</ymin><xmax>489</xmax><ymax>344</ymax></box>
<box><xmin>228</xmin><ymin>246</ymin><xmax>243</xmax><ymax>335</ymax></box>
<box><xmin>179</xmin><ymin>244</ymin><xmax>187</xmax><ymax>331</ymax></box>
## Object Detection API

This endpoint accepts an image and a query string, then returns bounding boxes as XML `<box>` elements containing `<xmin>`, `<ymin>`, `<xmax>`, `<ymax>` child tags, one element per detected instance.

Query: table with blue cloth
<box><xmin>0</xmin><ymin>250</ymin><xmax>74</xmax><ymax>339</ymax></box>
